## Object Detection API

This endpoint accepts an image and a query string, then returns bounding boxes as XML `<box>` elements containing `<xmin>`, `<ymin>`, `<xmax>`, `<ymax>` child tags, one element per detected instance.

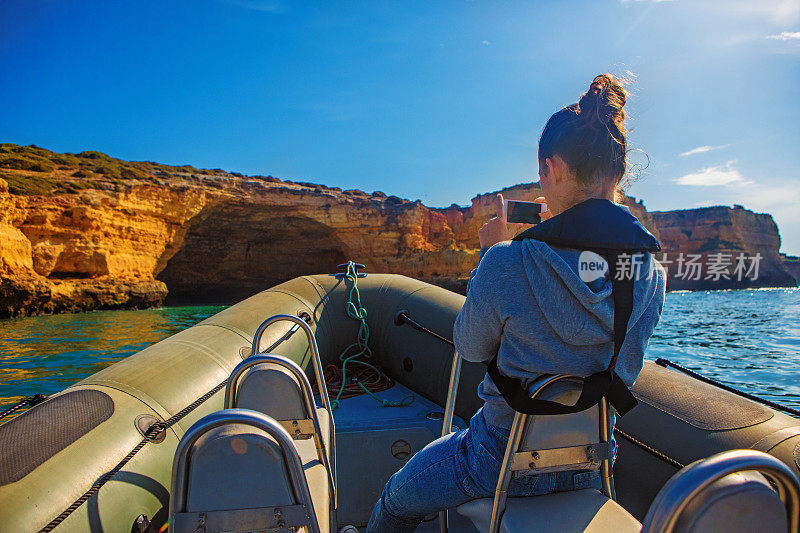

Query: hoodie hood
<box><xmin>516</xmin><ymin>199</ymin><xmax>662</xmax><ymax>346</ymax></box>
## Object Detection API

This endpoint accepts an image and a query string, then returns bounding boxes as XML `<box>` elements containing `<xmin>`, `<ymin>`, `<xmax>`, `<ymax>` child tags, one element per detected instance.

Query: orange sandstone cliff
<box><xmin>0</xmin><ymin>144</ymin><xmax>479</xmax><ymax>316</ymax></box>
<box><xmin>0</xmin><ymin>143</ymin><xmax>794</xmax><ymax>317</ymax></box>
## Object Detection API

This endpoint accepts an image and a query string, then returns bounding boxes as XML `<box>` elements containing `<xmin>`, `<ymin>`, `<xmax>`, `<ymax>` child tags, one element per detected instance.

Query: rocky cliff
<box><xmin>651</xmin><ymin>206</ymin><xmax>796</xmax><ymax>291</ymax></box>
<box><xmin>0</xmin><ymin>144</ymin><xmax>479</xmax><ymax>316</ymax></box>
<box><xmin>0</xmin><ymin>143</ymin><xmax>794</xmax><ymax>317</ymax></box>
<box><xmin>780</xmin><ymin>254</ymin><xmax>800</xmax><ymax>284</ymax></box>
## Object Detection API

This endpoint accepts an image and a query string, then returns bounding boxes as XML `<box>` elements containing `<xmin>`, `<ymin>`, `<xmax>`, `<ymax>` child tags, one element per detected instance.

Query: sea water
<box><xmin>1</xmin><ymin>288</ymin><xmax>798</xmax><ymax>410</ymax></box>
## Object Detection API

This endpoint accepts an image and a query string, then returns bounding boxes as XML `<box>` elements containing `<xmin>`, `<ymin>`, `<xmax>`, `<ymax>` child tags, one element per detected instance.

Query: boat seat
<box><xmin>670</xmin><ymin>471</ymin><xmax>787</xmax><ymax>533</ymax></box>
<box><xmin>170</xmin><ymin>410</ymin><xmax>326</xmax><ymax>533</ymax></box>
<box><xmin>641</xmin><ymin>449</ymin><xmax>798</xmax><ymax>533</ymax></box>
<box><xmin>234</xmin><ymin>362</ymin><xmax>332</xmax><ymax>455</ymax></box>
<box><xmin>184</xmin><ymin>423</ymin><xmax>330</xmax><ymax>531</ymax></box>
<box><xmin>226</xmin><ymin>354</ymin><xmax>336</xmax><ymax>471</ymax></box>
<box><xmin>440</xmin><ymin>370</ymin><xmax>619</xmax><ymax>533</ymax></box>
<box><xmin>224</xmin><ymin>352</ymin><xmax>337</xmax><ymax>532</ymax></box>
<box><xmin>457</xmin><ymin>489</ymin><xmax>642</xmax><ymax>533</ymax></box>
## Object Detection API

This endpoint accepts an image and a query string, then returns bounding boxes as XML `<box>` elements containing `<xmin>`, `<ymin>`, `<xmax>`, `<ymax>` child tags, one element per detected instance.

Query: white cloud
<box><xmin>766</xmin><ymin>31</ymin><xmax>800</xmax><ymax>41</ymax></box>
<box><xmin>723</xmin><ymin>0</ymin><xmax>800</xmax><ymax>26</ymax></box>
<box><xmin>679</xmin><ymin>144</ymin><xmax>730</xmax><ymax>157</ymax></box>
<box><xmin>675</xmin><ymin>160</ymin><xmax>753</xmax><ymax>187</ymax></box>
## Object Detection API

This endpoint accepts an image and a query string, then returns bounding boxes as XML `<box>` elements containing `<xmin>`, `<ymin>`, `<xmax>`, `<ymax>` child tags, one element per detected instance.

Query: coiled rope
<box><xmin>328</xmin><ymin>261</ymin><xmax>413</xmax><ymax>410</ymax></box>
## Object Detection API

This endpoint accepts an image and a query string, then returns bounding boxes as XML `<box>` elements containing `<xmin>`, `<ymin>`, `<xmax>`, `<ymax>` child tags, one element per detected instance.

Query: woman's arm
<box><xmin>454</xmin><ymin>193</ymin><xmax>547</xmax><ymax>363</ymax></box>
<box><xmin>453</xmin><ymin>245</ymin><xmax>505</xmax><ymax>363</ymax></box>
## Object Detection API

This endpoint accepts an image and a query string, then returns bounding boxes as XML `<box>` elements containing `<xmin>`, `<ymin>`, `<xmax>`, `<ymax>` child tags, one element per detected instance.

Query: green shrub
<box><xmin>121</xmin><ymin>167</ymin><xmax>147</xmax><ymax>180</ymax></box>
<box><xmin>2</xmin><ymin>172</ymin><xmax>58</xmax><ymax>195</ymax></box>
<box><xmin>77</xmin><ymin>150</ymin><xmax>113</xmax><ymax>161</ymax></box>
<box><xmin>0</xmin><ymin>155</ymin><xmax>55</xmax><ymax>173</ymax></box>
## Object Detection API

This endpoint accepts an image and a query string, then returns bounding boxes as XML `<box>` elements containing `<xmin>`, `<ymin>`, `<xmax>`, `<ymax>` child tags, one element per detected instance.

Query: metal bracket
<box><xmin>333</xmin><ymin>262</ymin><xmax>367</xmax><ymax>279</ymax></box>
<box><xmin>173</xmin><ymin>505</ymin><xmax>311</xmax><ymax>532</ymax></box>
<box><xmin>510</xmin><ymin>442</ymin><xmax>612</xmax><ymax>472</ymax></box>
<box><xmin>279</xmin><ymin>419</ymin><xmax>316</xmax><ymax>440</ymax></box>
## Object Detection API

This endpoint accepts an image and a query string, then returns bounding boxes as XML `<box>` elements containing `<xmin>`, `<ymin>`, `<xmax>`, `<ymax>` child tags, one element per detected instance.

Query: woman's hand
<box><xmin>478</xmin><ymin>194</ymin><xmax>549</xmax><ymax>249</ymax></box>
<box><xmin>535</xmin><ymin>196</ymin><xmax>553</xmax><ymax>222</ymax></box>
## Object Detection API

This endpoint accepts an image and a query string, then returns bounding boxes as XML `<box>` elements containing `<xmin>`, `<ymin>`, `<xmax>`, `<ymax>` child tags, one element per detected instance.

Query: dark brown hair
<box><xmin>538</xmin><ymin>74</ymin><xmax>628</xmax><ymax>188</ymax></box>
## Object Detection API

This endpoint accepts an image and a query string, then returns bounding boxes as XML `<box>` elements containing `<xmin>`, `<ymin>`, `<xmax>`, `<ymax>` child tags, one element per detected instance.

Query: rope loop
<box><xmin>327</xmin><ymin>261</ymin><xmax>413</xmax><ymax>411</ymax></box>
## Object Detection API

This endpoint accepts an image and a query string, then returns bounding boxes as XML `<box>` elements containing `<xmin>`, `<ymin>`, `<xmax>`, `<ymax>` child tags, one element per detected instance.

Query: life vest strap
<box><xmin>484</xmin><ymin>248</ymin><xmax>639</xmax><ymax>417</ymax></box>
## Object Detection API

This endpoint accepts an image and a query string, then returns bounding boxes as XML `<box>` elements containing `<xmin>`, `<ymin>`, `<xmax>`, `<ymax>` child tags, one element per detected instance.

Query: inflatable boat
<box><xmin>1</xmin><ymin>266</ymin><xmax>799</xmax><ymax>532</ymax></box>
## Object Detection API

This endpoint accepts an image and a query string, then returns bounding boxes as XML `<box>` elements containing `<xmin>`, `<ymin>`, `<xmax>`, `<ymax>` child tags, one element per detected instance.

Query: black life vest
<box><xmin>485</xmin><ymin>199</ymin><xmax>661</xmax><ymax>417</ymax></box>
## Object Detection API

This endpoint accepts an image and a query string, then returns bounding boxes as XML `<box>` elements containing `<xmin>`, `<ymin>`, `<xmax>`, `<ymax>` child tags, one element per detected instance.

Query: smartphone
<box><xmin>504</xmin><ymin>200</ymin><xmax>547</xmax><ymax>224</ymax></box>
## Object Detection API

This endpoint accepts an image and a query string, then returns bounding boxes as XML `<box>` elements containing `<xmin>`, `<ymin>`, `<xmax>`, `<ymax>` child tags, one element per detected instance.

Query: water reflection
<box><xmin>647</xmin><ymin>287</ymin><xmax>800</xmax><ymax>410</ymax></box>
<box><xmin>0</xmin><ymin>306</ymin><xmax>225</xmax><ymax>407</ymax></box>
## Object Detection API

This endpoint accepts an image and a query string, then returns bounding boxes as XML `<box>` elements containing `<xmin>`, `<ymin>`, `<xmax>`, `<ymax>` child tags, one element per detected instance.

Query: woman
<box><xmin>367</xmin><ymin>74</ymin><xmax>667</xmax><ymax>532</ymax></box>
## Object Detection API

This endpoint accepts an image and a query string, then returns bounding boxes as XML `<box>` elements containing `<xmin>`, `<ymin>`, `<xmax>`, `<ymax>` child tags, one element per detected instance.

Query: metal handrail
<box><xmin>642</xmin><ymin>449</ymin><xmax>800</xmax><ymax>533</ymax></box>
<box><xmin>225</xmin><ymin>354</ymin><xmax>336</xmax><ymax>507</ymax></box>
<box><xmin>598</xmin><ymin>394</ymin><xmax>616</xmax><ymax>501</ymax></box>
<box><xmin>250</xmin><ymin>313</ymin><xmax>337</xmax><ymax>504</ymax></box>
<box><xmin>487</xmin><ymin>374</ymin><xmax>614</xmax><ymax>533</ymax></box>
<box><xmin>169</xmin><ymin>409</ymin><xmax>321</xmax><ymax>533</ymax></box>
<box><xmin>439</xmin><ymin>350</ymin><xmax>462</xmax><ymax>533</ymax></box>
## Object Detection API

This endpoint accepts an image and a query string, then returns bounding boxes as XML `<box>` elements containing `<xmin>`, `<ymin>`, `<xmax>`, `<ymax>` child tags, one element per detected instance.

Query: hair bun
<box><xmin>578</xmin><ymin>74</ymin><xmax>627</xmax><ymax>139</ymax></box>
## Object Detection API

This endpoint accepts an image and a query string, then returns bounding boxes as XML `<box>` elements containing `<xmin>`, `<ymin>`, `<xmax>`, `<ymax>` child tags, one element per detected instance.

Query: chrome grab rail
<box><xmin>442</xmin><ymin>350</ymin><xmax>463</xmax><ymax>438</ymax></box>
<box><xmin>487</xmin><ymin>374</ymin><xmax>614</xmax><ymax>533</ymax></box>
<box><xmin>642</xmin><ymin>449</ymin><xmax>800</xmax><ymax>533</ymax></box>
<box><xmin>169</xmin><ymin>409</ymin><xmax>321</xmax><ymax>533</ymax></box>
<box><xmin>250</xmin><ymin>313</ymin><xmax>337</xmax><ymax>506</ymax></box>
<box><xmin>225</xmin><ymin>354</ymin><xmax>336</xmax><ymax>506</ymax></box>
<box><xmin>439</xmin><ymin>350</ymin><xmax>462</xmax><ymax>533</ymax></box>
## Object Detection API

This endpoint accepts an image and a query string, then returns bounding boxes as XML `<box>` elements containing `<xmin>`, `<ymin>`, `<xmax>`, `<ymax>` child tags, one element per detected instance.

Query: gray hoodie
<box><xmin>453</xmin><ymin>238</ymin><xmax>667</xmax><ymax>429</ymax></box>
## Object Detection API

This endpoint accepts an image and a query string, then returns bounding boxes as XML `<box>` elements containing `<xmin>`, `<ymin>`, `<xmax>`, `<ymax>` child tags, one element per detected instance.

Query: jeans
<box><xmin>366</xmin><ymin>408</ymin><xmax>601</xmax><ymax>533</ymax></box>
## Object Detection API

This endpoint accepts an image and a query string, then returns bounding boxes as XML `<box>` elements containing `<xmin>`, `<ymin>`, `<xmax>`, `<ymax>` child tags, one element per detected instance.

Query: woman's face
<box><xmin>538</xmin><ymin>156</ymin><xmax>573</xmax><ymax>215</ymax></box>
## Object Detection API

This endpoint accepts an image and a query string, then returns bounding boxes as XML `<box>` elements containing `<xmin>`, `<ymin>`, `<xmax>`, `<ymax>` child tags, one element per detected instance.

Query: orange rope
<box><xmin>314</xmin><ymin>363</ymin><xmax>396</xmax><ymax>400</ymax></box>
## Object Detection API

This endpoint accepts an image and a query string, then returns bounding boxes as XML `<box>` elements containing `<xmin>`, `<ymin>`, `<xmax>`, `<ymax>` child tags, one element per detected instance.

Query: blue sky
<box><xmin>2</xmin><ymin>0</ymin><xmax>799</xmax><ymax>253</ymax></box>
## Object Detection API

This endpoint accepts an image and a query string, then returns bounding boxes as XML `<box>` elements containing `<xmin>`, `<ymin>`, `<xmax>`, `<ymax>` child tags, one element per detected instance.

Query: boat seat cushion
<box><xmin>671</xmin><ymin>471</ymin><xmax>786</xmax><ymax>533</ymax></box>
<box><xmin>184</xmin><ymin>424</ymin><xmax>330</xmax><ymax>533</ymax></box>
<box><xmin>457</xmin><ymin>489</ymin><xmax>641</xmax><ymax>533</ymax></box>
<box><xmin>236</xmin><ymin>364</ymin><xmax>307</xmax><ymax>420</ymax></box>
